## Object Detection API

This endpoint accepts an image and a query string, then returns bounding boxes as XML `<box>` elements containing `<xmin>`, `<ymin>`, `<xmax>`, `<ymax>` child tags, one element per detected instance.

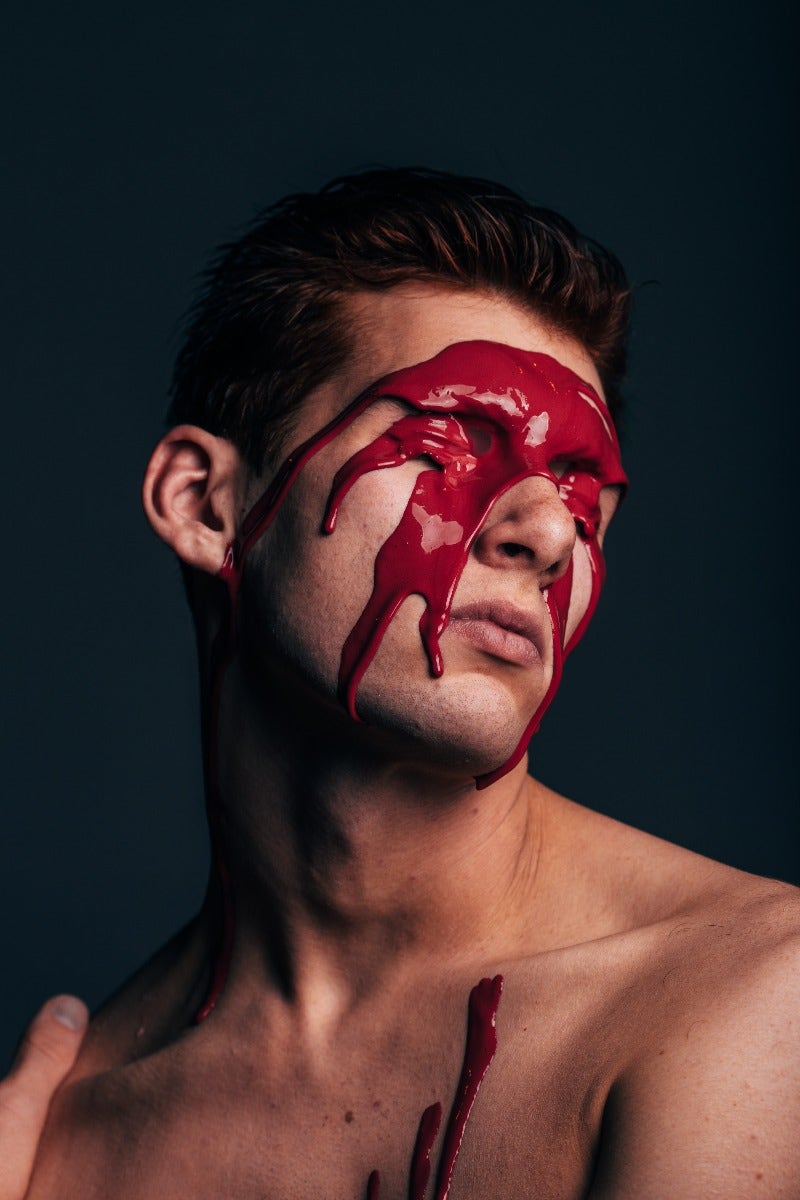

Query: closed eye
<box><xmin>548</xmin><ymin>458</ymin><xmax>578</xmax><ymax>480</ymax></box>
<box><xmin>418</xmin><ymin>412</ymin><xmax>493</xmax><ymax>457</ymax></box>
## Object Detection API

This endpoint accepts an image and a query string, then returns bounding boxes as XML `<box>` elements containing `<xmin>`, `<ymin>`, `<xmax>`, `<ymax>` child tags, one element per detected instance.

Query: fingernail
<box><xmin>49</xmin><ymin>995</ymin><xmax>89</xmax><ymax>1032</ymax></box>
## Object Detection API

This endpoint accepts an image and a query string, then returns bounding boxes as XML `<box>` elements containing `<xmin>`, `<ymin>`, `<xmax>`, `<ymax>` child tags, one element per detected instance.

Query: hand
<box><xmin>0</xmin><ymin>996</ymin><xmax>88</xmax><ymax>1199</ymax></box>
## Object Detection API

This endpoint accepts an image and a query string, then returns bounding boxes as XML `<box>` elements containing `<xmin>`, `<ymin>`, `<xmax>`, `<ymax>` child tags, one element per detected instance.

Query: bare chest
<box><xmin>38</xmin><ymin>933</ymin><xmax>705</xmax><ymax>1200</ymax></box>
<box><xmin>31</xmin><ymin>993</ymin><xmax>615</xmax><ymax>1200</ymax></box>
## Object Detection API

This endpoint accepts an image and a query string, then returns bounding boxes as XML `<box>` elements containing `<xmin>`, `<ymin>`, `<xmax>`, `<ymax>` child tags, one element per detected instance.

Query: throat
<box><xmin>199</xmin><ymin>669</ymin><xmax>540</xmax><ymax>1018</ymax></box>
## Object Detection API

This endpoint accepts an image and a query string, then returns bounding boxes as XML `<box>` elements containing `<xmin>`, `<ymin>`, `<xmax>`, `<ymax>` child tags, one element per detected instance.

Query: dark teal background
<box><xmin>2</xmin><ymin>0</ymin><xmax>797</xmax><ymax>1063</ymax></box>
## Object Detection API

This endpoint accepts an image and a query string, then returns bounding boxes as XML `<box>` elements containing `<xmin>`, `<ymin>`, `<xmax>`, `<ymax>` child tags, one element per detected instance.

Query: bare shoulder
<box><xmin>523</xmin><ymin>787</ymin><xmax>800</xmax><ymax>1195</ymax></box>
<box><xmin>566</xmin><ymin>788</ymin><xmax>800</xmax><ymax>1068</ymax></box>
<box><xmin>66</xmin><ymin>913</ymin><xmax>211</xmax><ymax>1081</ymax></box>
<box><xmin>565</xmin><ymin>802</ymin><xmax>800</xmax><ymax>1198</ymax></box>
<box><xmin>26</xmin><ymin>1034</ymin><xmax>209</xmax><ymax>1200</ymax></box>
<box><xmin>540</xmin><ymin>783</ymin><xmax>800</xmax><ymax>965</ymax></box>
<box><xmin>640</xmin><ymin>861</ymin><xmax>800</xmax><ymax>1067</ymax></box>
<box><xmin>26</xmin><ymin>917</ymin><xmax>216</xmax><ymax>1197</ymax></box>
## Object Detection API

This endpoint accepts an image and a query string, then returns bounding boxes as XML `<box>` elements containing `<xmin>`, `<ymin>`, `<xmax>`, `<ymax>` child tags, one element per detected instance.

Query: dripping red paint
<box><xmin>364</xmin><ymin>976</ymin><xmax>503</xmax><ymax>1200</ymax></box>
<box><xmin>320</xmin><ymin>342</ymin><xmax>626</xmax><ymax>786</ymax></box>
<box><xmin>366</xmin><ymin>1169</ymin><xmax>381</xmax><ymax>1200</ymax></box>
<box><xmin>194</xmin><ymin>342</ymin><xmax>625</xmax><ymax>1200</ymax></box>
<box><xmin>407</xmin><ymin>1102</ymin><xmax>442</xmax><ymax>1199</ymax></box>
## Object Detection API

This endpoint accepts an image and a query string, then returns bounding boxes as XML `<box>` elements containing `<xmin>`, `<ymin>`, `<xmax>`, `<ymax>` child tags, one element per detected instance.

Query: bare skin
<box><xmin>25</xmin><ymin>288</ymin><xmax>800</xmax><ymax>1198</ymax></box>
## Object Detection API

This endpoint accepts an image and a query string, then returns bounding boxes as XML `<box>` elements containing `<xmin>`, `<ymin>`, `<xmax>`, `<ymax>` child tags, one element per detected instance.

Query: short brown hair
<box><xmin>169</xmin><ymin>168</ymin><xmax>631</xmax><ymax>471</ymax></box>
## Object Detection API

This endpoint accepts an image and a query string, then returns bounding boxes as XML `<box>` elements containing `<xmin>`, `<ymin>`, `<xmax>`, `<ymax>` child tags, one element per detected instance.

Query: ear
<box><xmin>142</xmin><ymin>425</ymin><xmax>245</xmax><ymax>574</ymax></box>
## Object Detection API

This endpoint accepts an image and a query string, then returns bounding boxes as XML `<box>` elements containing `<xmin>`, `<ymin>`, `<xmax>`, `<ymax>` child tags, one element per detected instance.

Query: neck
<box><xmin>204</xmin><ymin>653</ymin><xmax>543</xmax><ymax>1025</ymax></box>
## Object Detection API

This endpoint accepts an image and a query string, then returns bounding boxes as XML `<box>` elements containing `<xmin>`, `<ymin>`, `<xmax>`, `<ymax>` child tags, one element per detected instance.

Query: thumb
<box><xmin>0</xmin><ymin>995</ymin><xmax>88</xmax><ymax>1198</ymax></box>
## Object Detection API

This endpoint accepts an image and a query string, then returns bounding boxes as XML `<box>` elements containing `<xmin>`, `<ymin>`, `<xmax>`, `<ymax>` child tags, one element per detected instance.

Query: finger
<box><xmin>0</xmin><ymin>995</ymin><xmax>88</xmax><ymax>1198</ymax></box>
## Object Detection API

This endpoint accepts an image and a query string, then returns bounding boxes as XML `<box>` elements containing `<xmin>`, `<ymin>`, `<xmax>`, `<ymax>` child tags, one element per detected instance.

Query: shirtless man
<box><xmin>16</xmin><ymin>169</ymin><xmax>800</xmax><ymax>1198</ymax></box>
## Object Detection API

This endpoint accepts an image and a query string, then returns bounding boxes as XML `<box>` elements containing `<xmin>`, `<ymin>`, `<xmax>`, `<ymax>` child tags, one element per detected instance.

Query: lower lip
<box><xmin>447</xmin><ymin>618</ymin><xmax>542</xmax><ymax>667</ymax></box>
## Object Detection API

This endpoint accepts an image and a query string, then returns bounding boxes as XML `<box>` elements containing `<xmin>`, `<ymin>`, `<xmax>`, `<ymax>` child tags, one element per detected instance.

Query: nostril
<box><xmin>499</xmin><ymin>542</ymin><xmax>532</xmax><ymax>560</ymax></box>
<box><xmin>543</xmin><ymin>556</ymin><xmax>570</xmax><ymax>582</ymax></box>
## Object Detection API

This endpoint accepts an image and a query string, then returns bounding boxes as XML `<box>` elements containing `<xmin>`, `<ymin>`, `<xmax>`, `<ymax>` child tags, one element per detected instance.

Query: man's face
<box><xmin>236</xmin><ymin>285</ymin><xmax>624</xmax><ymax>782</ymax></box>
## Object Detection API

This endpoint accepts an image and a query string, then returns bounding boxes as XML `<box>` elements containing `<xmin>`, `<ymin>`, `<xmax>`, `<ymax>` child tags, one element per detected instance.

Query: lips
<box><xmin>446</xmin><ymin>599</ymin><xmax>547</xmax><ymax>667</ymax></box>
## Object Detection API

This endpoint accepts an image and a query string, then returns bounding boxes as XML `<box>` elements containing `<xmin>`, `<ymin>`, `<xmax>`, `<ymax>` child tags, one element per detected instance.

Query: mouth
<box><xmin>446</xmin><ymin>599</ymin><xmax>546</xmax><ymax>667</ymax></box>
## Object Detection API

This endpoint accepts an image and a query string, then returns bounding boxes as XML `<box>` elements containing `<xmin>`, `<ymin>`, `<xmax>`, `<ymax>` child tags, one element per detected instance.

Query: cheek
<box><xmin>242</xmin><ymin>459</ymin><xmax>425</xmax><ymax>679</ymax></box>
<box><xmin>561</xmin><ymin>485</ymin><xmax>618</xmax><ymax>646</ymax></box>
<box><xmin>563</xmin><ymin>539</ymin><xmax>594</xmax><ymax>645</ymax></box>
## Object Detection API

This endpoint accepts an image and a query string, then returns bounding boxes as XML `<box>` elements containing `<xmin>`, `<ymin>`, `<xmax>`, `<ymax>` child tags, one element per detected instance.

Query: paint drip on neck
<box><xmin>196</xmin><ymin>340</ymin><xmax>625</xmax><ymax>1019</ymax></box>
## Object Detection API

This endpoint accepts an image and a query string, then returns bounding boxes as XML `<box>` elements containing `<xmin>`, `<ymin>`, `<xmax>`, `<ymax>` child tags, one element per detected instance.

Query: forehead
<box><xmin>333</xmin><ymin>284</ymin><xmax>604</xmax><ymax>409</ymax></box>
<box><xmin>271</xmin><ymin>285</ymin><xmax>609</xmax><ymax>473</ymax></box>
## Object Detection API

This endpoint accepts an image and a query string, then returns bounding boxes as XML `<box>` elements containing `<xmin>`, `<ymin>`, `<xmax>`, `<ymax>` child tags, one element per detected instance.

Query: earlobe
<box><xmin>142</xmin><ymin>425</ymin><xmax>244</xmax><ymax>574</ymax></box>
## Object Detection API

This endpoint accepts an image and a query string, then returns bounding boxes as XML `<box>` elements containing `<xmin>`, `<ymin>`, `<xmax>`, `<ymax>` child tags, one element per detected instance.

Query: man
<box><xmin>14</xmin><ymin>170</ymin><xmax>800</xmax><ymax>1197</ymax></box>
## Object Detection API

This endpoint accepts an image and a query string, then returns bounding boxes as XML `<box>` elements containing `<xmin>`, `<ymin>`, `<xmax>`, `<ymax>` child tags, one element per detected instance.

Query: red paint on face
<box><xmin>196</xmin><ymin>340</ymin><xmax>625</xmax><ymax>1037</ymax></box>
<box><xmin>320</xmin><ymin>341</ymin><xmax>627</xmax><ymax>786</ymax></box>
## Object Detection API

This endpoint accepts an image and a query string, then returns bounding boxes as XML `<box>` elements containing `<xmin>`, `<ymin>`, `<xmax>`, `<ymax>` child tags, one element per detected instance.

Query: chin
<box><xmin>355</xmin><ymin>667</ymin><xmax>542</xmax><ymax>780</ymax></box>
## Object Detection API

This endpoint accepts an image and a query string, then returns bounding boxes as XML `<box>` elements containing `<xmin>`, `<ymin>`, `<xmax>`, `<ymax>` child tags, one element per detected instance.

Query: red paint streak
<box><xmin>195</xmin><ymin>340</ymin><xmax>625</xmax><ymax>1017</ymax></box>
<box><xmin>408</xmin><ymin>1102</ymin><xmax>442</xmax><ymax>1199</ymax></box>
<box><xmin>366</xmin><ymin>1170</ymin><xmax>381</xmax><ymax>1199</ymax></box>
<box><xmin>429</xmin><ymin>974</ymin><xmax>503</xmax><ymax>1199</ymax></box>
<box><xmin>194</xmin><ymin>390</ymin><xmax>386</xmax><ymax>1019</ymax></box>
<box><xmin>194</xmin><ymin>550</ymin><xmax>237</xmax><ymax>1022</ymax></box>
<box><xmin>321</xmin><ymin>343</ymin><xmax>626</xmax><ymax>787</ymax></box>
<box><xmin>367</xmin><ymin>976</ymin><xmax>503</xmax><ymax>1200</ymax></box>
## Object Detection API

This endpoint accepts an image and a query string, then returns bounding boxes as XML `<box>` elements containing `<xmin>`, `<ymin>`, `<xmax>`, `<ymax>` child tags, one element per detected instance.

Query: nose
<box><xmin>472</xmin><ymin>474</ymin><xmax>576</xmax><ymax>586</ymax></box>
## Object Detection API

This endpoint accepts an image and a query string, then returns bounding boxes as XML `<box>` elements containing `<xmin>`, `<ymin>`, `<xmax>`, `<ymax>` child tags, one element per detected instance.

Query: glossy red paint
<box><xmin>321</xmin><ymin>342</ymin><xmax>626</xmax><ymax>786</ymax></box>
<box><xmin>195</xmin><ymin>342</ymin><xmax>625</xmax><ymax>1116</ymax></box>
<box><xmin>365</xmin><ymin>975</ymin><xmax>503</xmax><ymax>1199</ymax></box>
